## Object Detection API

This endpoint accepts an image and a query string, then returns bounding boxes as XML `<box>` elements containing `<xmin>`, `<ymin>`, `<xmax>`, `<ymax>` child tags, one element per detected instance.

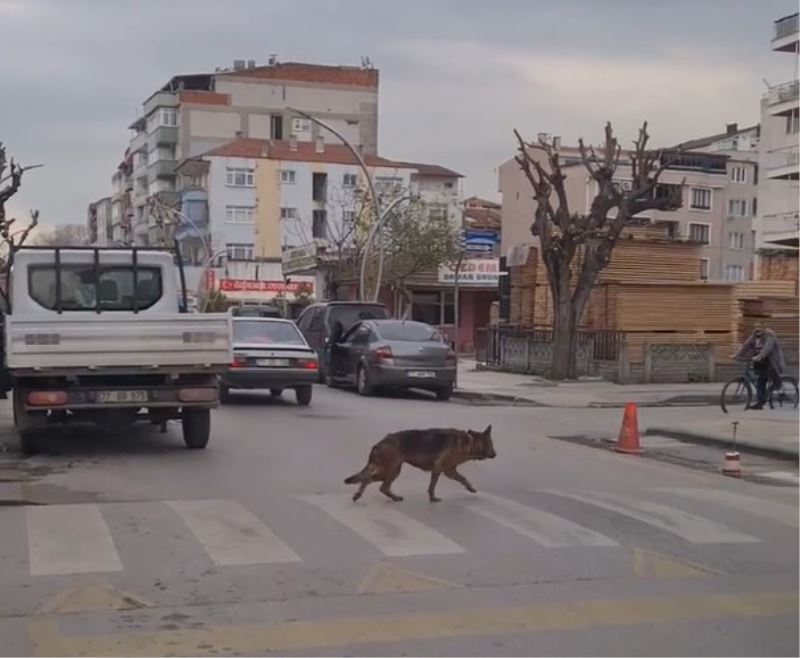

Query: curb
<box><xmin>451</xmin><ymin>390</ymin><xmax>543</xmax><ymax>406</ymax></box>
<box><xmin>453</xmin><ymin>390</ymin><xmax>719</xmax><ymax>409</ymax></box>
<box><xmin>645</xmin><ymin>427</ymin><xmax>799</xmax><ymax>462</ymax></box>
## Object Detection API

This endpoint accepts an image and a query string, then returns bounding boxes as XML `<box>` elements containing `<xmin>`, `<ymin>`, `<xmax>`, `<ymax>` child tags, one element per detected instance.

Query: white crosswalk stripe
<box><xmin>302</xmin><ymin>493</ymin><xmax>465</xmax><ymax>557</ymax></box>
<box><xmin>541</xmin><ymin>490</ymin><xmax>760</xmax><ymax>544</ymax></box>
<box><xmin>26</xmin><ymin>504</ymin><xmax>123</xmax><ymax>576</ymax></box>
<box><xmin>658</xmin><ymin>487</ymin><xmax>799</xmax><ymax>527</ymax></box>
<box><xmin>459</xmin><ymin>493</ymin><xmax>618</xmax><ymax>548</ymax></box>
<box><xmin>166</xmin><ymin>499</ymin><xmax>300</xmax><ymax>566</ymax></box>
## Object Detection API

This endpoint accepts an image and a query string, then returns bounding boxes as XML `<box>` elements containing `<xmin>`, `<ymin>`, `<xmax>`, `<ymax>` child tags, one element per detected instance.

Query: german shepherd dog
<box><xmin>344</xmin><ymin>425</ymin><xmax>496</xmax><ymax>502</ymax></box>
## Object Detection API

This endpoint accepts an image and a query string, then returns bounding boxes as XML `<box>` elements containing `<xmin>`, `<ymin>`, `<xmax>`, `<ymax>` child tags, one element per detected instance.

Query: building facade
<box><xmin>96</xmin><ymin>59</ymin><xmax>380</xmax><ymax>247</ymax></box>
<box><xmin>756</xmin><ymin>12</ymin><xmax>799</xmax><ymax>252</ymax></box>
<box><xmin>499</xmin><ymin>141</ymin><xmax>757</xmax><ymax>281</ymax></box>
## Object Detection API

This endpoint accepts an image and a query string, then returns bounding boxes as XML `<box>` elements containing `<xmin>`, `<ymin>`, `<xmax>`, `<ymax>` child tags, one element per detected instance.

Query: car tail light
<box><xmin>178</xmin><ymin>387</ymin><xmax>217</xmax><ymax>402</ymax></box>
<box><xmin>373</xmin><ymin>345</ymin><xmax>393</xmax><ymax>363</ymax></box>
<box><xmin>297</xmin><ymin>358</ymin><xmax>318</xmax><ymax>370</ymax></box>
<box><xmin>27</xmin><ymin>391</ymin><xmax>68</xmax><ymax>406</ymax></box>
<box><xmin>230</xmin><ymin>354</ymin><xmax>247</xmax><ymax>368</ymax></box>
<box><xmin>446</xmin><ymin>349</ymin><xmax>456</xmax><ymax>363</ymax></box>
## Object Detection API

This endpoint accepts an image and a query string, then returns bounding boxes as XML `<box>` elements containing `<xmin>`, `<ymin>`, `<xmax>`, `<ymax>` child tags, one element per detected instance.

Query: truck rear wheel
<box><xmin>182</xmin><ymin>408</ymin><xmax>210</xmax><ymax>449</ymax></box>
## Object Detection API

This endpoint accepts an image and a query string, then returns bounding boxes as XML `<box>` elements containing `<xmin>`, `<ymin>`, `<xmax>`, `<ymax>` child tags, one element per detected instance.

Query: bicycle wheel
<box><xmin>769</xmin><ymin>376</ymin><xmax>799</xmax><ymax>409</ymax></box>
<box><xmin>720</xmin><ymin>377</ymin><xmax>752</xmax><ymax>414</ymax></box>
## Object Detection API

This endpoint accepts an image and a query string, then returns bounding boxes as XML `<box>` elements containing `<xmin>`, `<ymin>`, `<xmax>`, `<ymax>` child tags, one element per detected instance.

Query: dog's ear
<box><xmin>484</xmin><ymin>424</ymin><xmax>492</xmax><ymax>436</ymax></box>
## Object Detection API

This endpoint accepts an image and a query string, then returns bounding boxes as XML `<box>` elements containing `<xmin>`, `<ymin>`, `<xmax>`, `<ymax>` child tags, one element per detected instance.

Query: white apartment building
<box><xmin>757</xmin><ymin>12</ymin><xmax>799</xmax><ymax>252</ymax></box>
<box><xmin>97</xmin><ymin>59</ymin><xmax>380</xmax><ymax>247</ymax></box>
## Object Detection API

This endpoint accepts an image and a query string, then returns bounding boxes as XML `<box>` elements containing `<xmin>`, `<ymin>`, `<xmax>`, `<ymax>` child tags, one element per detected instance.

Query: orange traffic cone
<box><xmin>615</xmin><ymin>402</ymin><xmax>643</xmax><ymax>454</ymax></box>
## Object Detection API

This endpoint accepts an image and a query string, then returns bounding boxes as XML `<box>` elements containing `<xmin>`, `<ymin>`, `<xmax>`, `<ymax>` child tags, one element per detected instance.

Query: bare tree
<box><xmin>0</xmin><ymin>142</ymin><xmax>42</xmax><ymax>253</ymax></box>
<box><xmin>31</xmin><ymin>223</ymin><xmax>89</xmax><ymax>247</ymax></box>
<box><xmin>513</xmin><ymin>122</ymin><xmax>683</xmax><ymax>379</ymax></box>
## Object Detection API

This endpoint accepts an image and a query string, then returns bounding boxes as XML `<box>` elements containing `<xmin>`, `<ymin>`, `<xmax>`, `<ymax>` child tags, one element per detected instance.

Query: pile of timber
<box><xmin>734</xmin><ymin>282</ymin><xmax>799</xmax><ymax>360</ymax></box>
<box><xmin>758</xmin><ymin>252</ymin><xmax>799</xmax><ymax>287</ymax></box>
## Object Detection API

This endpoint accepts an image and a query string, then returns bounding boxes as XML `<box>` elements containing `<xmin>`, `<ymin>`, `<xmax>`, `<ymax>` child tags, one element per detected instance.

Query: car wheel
<box><xmin>270</xmin><ymin>388</ymin><xmax>283</xmax><ymax>398</ymax></box>
<box><xmin>357</xmin><ymin>366</ymin><xmax>375</xmax><ymax>397</ymax></box>
<box><xmin>219</xmin><ymin>386</ymin><xmax>231</xmax><ymax>405</ymax></box>
<box><xmin>295</xmin><ymin>385</ymin><xmax>313</xmax><ymax>406</ymax></box>
<box><xmin>435</xmin><ymin>385</ymin><xmax>453</xmax><ymax>401</ymax></box>
<box><xmin>182</xmin><ymin>408</ymin><xmax>210</xmax><ymax>449</ymax></box>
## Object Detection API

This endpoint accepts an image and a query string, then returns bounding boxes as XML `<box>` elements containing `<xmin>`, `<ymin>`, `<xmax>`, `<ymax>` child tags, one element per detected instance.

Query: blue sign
<box><xmin>464</xmin><ymin>229</ymin><xmax>499</xmax><ymax>253</ymax></box>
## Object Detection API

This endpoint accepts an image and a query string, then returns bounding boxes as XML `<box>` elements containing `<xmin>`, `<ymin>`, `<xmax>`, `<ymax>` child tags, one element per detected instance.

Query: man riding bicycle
<box><xmin>733</xmin><ymin>326</ymin><xmax>786</xmax><ymax>410</ymax></box>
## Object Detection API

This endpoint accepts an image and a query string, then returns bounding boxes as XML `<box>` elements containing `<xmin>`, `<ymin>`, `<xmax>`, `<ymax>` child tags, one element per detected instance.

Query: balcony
<box><xmin>772</xmin><ymin>13</ymin><xmax>799</xmax><ymax>52</ymax></box>
<box><xmin>147</xmin><ymin>159</ymin><xmax>177</xmax><ymax>180</ymax></box>
<box><xmin>766</xmin><ymin>149</ymin><xmax>800</xmax><ymax>180</ymax></box>
<box><xmin>129</xmin><ymin>130</ymin><xmax>147</xmax><ymax>153</ymax></box>
<box><xmin>765</xmin><ymin>80</ymin><xmax>799</xmax><ymax>116</ymax></box>
<box><xmin>143</xmin><ymin>91</ymin><xmax>178</xmax><ymax>118</ymax></box>
<box><xmin>762</xmin><ymin>212</ymin><xmax>799</xmax><ymax>249</ymax></box>
<box><xmin>149</xmin><ymin>125</ymin><xmax>178</xmax><ymax>147</ymax></box>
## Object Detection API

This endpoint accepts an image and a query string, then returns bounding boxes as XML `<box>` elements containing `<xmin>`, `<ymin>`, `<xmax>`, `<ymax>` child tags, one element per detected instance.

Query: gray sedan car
<box><xmin>220</xmin><ymin>318</ymin><xmax>318</xmax><ymax>405</ymax></box>
<box><xmin>327</xmin><ymin>319</ymin><xmax>456</xmax><ymax>400</ymax></box>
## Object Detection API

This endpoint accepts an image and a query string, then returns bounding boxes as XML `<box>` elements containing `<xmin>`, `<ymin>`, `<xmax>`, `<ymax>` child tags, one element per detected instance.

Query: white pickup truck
<box><xmin>0</xmin><ymin>245</ymin><xmax>232</xmax><ymax>454</ymax></box>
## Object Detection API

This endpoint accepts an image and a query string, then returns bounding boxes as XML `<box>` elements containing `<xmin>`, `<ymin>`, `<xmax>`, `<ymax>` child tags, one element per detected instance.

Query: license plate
<box><xmin>256</xmin><ymin>358</ymin><xmax>290</xmax><ymax>367</ymax></box>
<box><xmin>96</xmin><ymin>390</ymin><xmax>148</xmax><ymax>403</ymax></box>
<box><xmin>407</xmin><ymin>370</ymin><xmax>436</xmax><ymax>379</ymax></box>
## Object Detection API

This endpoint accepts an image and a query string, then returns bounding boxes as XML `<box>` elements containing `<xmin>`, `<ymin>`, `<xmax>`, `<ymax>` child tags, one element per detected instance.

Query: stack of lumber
<box><xmin>734</xmin><ymin>280</ymin><xmax>797</xmax><ymax>299</ymax></box>
<box><xmin>509</xmin><ymin>248</ymin><xmax>539</xmax><ymax>326</ymax></box>
<box><xmin>758</xmin><ymin>253</ymin><xmax>799</xmax><ymax>287</ymax></box>
<box><xmin>737</xmin><ymin>296</ymin><xmax>799</xmax><ymax>355</ymax></box>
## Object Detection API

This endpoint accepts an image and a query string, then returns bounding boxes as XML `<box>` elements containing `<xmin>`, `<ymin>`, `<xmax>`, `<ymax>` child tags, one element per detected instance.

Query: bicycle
<box><xmin>720</xmin><ymin>360</ymin><xmax>799</xmax><ymax>414</ymax></box>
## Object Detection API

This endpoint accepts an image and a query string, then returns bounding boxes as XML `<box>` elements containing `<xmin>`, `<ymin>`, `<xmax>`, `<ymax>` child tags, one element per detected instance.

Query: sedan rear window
<box><xmin>375</xmin><ymin>321</ymin><xmax>441</xmax><ymax>342</ymax></box>
<box><xmin>327</xmin><ymin>305</ymin><xmax>388</xmax><ymax>333</ymax></box>
<box><xmin>233</xmin><ymin>320</ymin><xmax>306</xmax><ymax>345</ymax></box>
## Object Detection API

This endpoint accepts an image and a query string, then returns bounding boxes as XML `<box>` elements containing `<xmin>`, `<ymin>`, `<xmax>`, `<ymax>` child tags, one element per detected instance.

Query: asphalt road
<box><xmin>0</xmin><ymin>386</ymin><xmax>797</xmax><ymax>656</ymax></box>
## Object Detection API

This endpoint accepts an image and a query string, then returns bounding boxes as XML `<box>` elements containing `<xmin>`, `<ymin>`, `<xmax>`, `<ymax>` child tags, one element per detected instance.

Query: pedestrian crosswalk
<box><xmin>2</xmin><ymin>487</ymin><xmax>795</xmax><ymax>579</ymax></box>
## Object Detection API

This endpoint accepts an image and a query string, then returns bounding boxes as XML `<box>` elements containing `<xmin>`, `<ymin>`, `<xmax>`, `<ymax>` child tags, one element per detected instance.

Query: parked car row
<box><xmin>220</xmin><ymin>301</ymin><xmax>457</xmax><ymax>405</ymax></box>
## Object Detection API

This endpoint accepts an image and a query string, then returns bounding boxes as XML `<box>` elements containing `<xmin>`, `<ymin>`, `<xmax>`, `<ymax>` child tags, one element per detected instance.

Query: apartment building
<box><xmin>86</xmin><ymin>197</ymin><xmax>112</xmax><ymax>246</ymax></box>
<box><xmin>172</xmin><ymin>135</ymin><xmax>462</xmax><ymax>301</ymax></box>
<box><xmin>98</xmin><ymin>59</ymin><xmax>380</xmax><ymax>246</ymax></box>
<box><xmin>756</xmin><ymin>12</ymin><xmax>799</xmax><ymax>252</ymax></box>
<box><xmin>499</xmin><ymin>140</ymin><xmax>757</xmax><ymax>281</ymax></box>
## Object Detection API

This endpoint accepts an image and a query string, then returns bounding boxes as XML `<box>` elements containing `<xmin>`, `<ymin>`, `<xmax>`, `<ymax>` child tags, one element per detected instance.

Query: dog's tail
<box><xmin>344</xmin><ymin>463</ymin><xmax>376</xmax><ymax>485</ymax></box>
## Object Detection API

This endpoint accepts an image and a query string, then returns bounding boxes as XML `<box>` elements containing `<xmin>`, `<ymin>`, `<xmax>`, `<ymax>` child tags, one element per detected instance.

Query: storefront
<box><xmin>391</xmin><ymin>258</ymin><xmax>499</xmax><ymax>353</ymax></box>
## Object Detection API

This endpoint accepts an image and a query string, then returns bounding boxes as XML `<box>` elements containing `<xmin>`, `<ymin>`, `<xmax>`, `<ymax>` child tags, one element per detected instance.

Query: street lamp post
<box><xmin>452</xmin><ymin>231</ymin><xmax>467</xmax><ymax>389</ymax></box>
<box><xmin>199</xmin><ymin>248</ymin><xmax>227</xmax><ymax>313</ymax></box>
<box><xmin>286</xmin><ymin>107</ymin><xmax>397</xmax><ymax>302</ymax></box>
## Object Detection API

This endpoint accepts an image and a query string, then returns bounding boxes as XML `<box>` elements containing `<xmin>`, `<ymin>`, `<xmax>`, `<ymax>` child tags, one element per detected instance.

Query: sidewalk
<box><xmin>646</xmin><ymin>408</ymin><xmax>799</xmax><ymax>461</ymax></box>
<box><xmin>454</xmin><ymin>359</ymin><xmax>721</xmax><ymax>408</ymax></box>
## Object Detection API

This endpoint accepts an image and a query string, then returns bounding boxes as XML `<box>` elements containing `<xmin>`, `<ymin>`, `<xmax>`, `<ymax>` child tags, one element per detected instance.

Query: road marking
<box><xmin>38</xmin><ymin>578</ymin><xmax>151</xmax><ymax>615</ymax></box>
<box><xmin>631</xmin><ymin>547</ymin><xmax>717</xmax><ymax>580</ymax></box>
<box><xmin>757</xmin><ymin>471</ymin><xmax>799</xmax><ymax>486</ymax></box>
<box><xmin>461</xmin><ymin>493</ymin><xmax>618</xmax><ymax>548</ymax></box>
<box><xmin>658</xmin><ymin>487</ymin><xmax>799</xmax><ymax>526</ymax></box>
<box><xmin>302</xmin><ymin>494</ymin><xmax>464</xmax><ymax>557</ymax></box>
<box><xmin>28</xmin><ymin>591</ymin><xmax>798</xmax><ymax>656</ymax></box>
<box><xmin>542</xmin><ymin>490</ymin><xmax>760</xmax><ymax>544</ymax></box>
<box><xmin>166</xmin><ymin>499</ymin><xmax>300</xmax><ymax>566</ymax></box>
<box><xmin>26</xmin><ymin>505</ymin><xmax>123</xmax><ymax>576</ymax></box>
<box><xmin>356</xmin><ymin>562</ymin><xmax>459</xmax><ymax>595</ymax></box>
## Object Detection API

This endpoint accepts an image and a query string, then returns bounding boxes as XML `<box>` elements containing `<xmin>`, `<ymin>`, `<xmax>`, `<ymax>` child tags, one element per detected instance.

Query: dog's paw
<box><xmin>352</xmin><ymin>493</ymin><xmax>362</xmax><ymax>502</ymax></box>
<box><xmin>391</xmin><ymin>496</ymin><xmax>404</xmax><ymax>502</ymax></box>
<box><xmin>429</xmin><ymin>496</ymin><xmax>442</xmax><ymax>503</ymax></box>
<box><xmin>467</xmin><ymin>487</ymin><xmax>478</xmax><ymax>493</ymax></box>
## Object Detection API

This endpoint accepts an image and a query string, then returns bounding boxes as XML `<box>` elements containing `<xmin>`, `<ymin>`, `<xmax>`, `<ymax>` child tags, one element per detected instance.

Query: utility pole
<box><xmin>452</xmin><ymin>230</ymin><xmax>467</xmax><ymax>389</ymax></box>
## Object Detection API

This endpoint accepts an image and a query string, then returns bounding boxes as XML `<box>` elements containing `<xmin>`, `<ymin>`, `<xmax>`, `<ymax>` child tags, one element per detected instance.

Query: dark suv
<box><xmin>296</xmin><ymin>302</ymin><xmax>390</xmax><ymax>382</ymax></box>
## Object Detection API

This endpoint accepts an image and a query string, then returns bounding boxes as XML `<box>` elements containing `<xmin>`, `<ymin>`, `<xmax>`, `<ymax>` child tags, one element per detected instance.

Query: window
<box><xmin>225</xmin><ymin>206</ymin><xmax>254</xmax><ymax>224</ymax></box>
<box><xmin>162</xmin><ymin>109</ymin><xmax>177</xmax><ymax>127</ymax></box>
<box><xmin>312</xmin><ymin>210</ymin><xmax>327</xmax><ymax>238</ymax></box>
<box><xmin>410</xmin><ymin>291</ymin><xmax>455</xmax><ymax>326</ymax></box>
<box><xmin>444</xmin><ymin>181</ymin><xmax>455</xmax><ymax>189</ymax></box>
<box><xmin>786</xmin><ymin>110</ymin><xmax>799</xmax><ymax>134</ymax></box>
<box><xmin>312</xmin><ymin>172</ymin><xmax>327</xmax><ymax>202</ymax></box>
<box><xmin>29</xmin><ymin>265</ymin><xmax>162</xmax><ymax>312</ymax></box>
<box><xmin>725</xmin><ymin>265</ymin><xmax>745</xmax><ymax>281</ymax></box>
<box><xmin>226</xmin><ymin>167</ymin><xmax>254</xmax><ymax>187</ymax></box>
<box><xmin>343</xmin><ymin>210</ymin><xmax>357</xmax><ymax>227</ymax></box>
<box><xmin>226</xmin><ymin>243</ymin><xmax>255</xmax><ymax>261</ymax></box>
<box><xmin>699</xmin><ymin>258</ymin><xmax>710</xmax><ymax>281</ymax></box>
<box><xmin>689</xmin><ymin>223</ymin><xmax>710</xmax><ymax>245</ymax></box>
<box><xmin>428</xmin><ymin>203</ymin><xmax>449</xmax><ymax>222</ymax></box>
<box><xmin>728</xmin><ymin>232</ymin><xmax>745</xmax><ymax>250</ymax></box>
<box><xmin>727</xmin><ymin>199</ymin><xmax>748</xmax><ymax>217</ymax></box>
<box><xmin>690</xmin><ymin>188</ymin><xmax>712</xmax><ymax>210</ymax></box>
<box><xmin>375</xmin><ymin>321</ymin><xmax>441</xmax><ymax>342</ymax></box>
<box><xmin>342</xmin><ymin>173</ymin><xmax>358</xmax><ymax>188</ymax></box>
<box><xmin>752</xmin><ymin>197</ymin><xmax>758</xmax><ymax>216</ymax></box>
<box><xmin>280</xmin><ymin>170</ymin><xmax>296</xmax><ymax>184</ymax></box>
<box><xmin>730</xmin><ymin>166</ymin><xmax>747</xmax><ymax>183</ymax></box>
<box><xmin>280</xmin><ymin>207</ymin><xmax>298</xmax><ymax>220</ymax></box>
<box><xmin>375</xmin><ymin>176</ymin><xmax>403</xmax><ymax>193</ymax></box>
<box><xmin>233</xmin><ymin>320</ymin><xmax>305</xmax><ymax>345</ymax></box>
<box><xmin>291</xmin><ymin>117</ymin><xmax>311</xmax><ymax>133</ymax></box>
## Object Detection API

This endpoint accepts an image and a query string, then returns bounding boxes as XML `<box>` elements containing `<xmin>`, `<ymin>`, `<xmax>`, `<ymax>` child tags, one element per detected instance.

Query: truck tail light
<box><xmin>27</xmin><ymin>391</ymin><xmax>68</xmax><ymax>406</ymax></box>
<box><xmin>373</xmin><ymin>345</ymin><xmax>393</xmax><ymax>363</ymax></box>
<box><xmin>178</xmin><ymin>388</ymin><xmax>217</xmax><ymax>403</ymax></box>
<box><xmin>297</xmin><ymin>358</ymin><xmax>318</xmax><ymax>370</ymax></box>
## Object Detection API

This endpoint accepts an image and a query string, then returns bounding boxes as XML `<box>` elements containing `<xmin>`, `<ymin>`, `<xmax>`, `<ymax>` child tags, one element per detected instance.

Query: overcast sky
<box><xmin>1</xmin><ymin>0</ymin><xmax>797</xmax><ymax>230</ymax></box>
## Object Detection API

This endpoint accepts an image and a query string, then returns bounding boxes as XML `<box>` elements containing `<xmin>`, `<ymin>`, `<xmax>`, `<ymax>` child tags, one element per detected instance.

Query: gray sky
<box><xmin>1</xmin><ymin>0</ymin><xmax>797</xmax><ymax>231</ymax></box>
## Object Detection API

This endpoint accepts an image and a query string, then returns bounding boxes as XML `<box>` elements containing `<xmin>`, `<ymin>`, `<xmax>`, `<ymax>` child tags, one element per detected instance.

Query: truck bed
<box><xmin>4</xmin><ymin>313</ymin><xmax>233</xmax><ymax>372</ymax></box>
